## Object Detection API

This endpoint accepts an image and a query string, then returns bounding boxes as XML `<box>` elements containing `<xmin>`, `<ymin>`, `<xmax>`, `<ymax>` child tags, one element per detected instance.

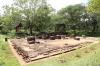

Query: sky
<box><xmin>48</xmin><ymin>0</ymin><xmax>88</xmax><ymax>10</ymax></box>
<box><xmin>0</xmin><ymin>0</ymin><xmax>88</xmax><ymax>13</ymax></box>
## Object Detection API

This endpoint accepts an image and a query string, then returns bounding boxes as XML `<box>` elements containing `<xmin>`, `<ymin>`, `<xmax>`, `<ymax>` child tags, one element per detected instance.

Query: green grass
<box><xmin>0</xmin><ymin>34</ymin><xmax>20</xmax><ymax>66</ymax></box>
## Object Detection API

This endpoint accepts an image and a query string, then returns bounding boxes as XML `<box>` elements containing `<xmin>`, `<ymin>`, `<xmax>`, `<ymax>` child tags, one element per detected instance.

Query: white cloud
<box><xmin>48</xmin><ymin>0</ymin><xmax>88</xmax><ymax>10</ymax></box>
<box><xmin>0</xmin><ymin>0</ymin><xmax>88</xmax><ymax>13</ymax></box>
<box><xmin>0</xmin><ymin>0</ymin><xmax>13</xmax><ymax>8</ymax></box>
<box><xmin>0</xmin><ymin>0</ymin><xmax>13</xmax><ymax>14</ymax></box>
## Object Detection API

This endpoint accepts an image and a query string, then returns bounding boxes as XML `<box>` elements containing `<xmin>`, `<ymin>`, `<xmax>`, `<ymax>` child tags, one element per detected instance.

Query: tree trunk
<box><xmin>92</xmin><ymin>18</ymin><xmax>97</xmax><ymax>33</ymax></box>
<box><xmin>28</xmin><ymin>20</ymin><xmax>33</xmax><ymax>35</ymax></box>
<box><xmin>92</xmin><ymin>25</ymin><xmax>96</xmax><ymax>33</ymax></box>
<box><xmin>29</xmin><ymin>25</ymin><xmax>33</xmax><ymax>35</ymax></box>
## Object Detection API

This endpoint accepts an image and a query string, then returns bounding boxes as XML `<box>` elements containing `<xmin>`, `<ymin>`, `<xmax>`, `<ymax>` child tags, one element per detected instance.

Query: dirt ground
<box><xmin>8</xmin><ymin>37</ymin><xmax>99</xmax><ymax>66</ymax></box>
<box><xmin>39</xmin><ymin>37</ymin><xmax>99</xmax><ymax>47</ymax></box>
<box><xmin>8</xmin><ymin>40</ymin><xmax>26</xmax><ymax>66</ymax></box>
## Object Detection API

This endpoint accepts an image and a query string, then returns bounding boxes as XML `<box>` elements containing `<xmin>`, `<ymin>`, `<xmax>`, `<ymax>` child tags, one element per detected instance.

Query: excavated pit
<box><xmin>10</xmin><ymin>36</ymin><xmax>99</xmax><ymax>62</ymax></box>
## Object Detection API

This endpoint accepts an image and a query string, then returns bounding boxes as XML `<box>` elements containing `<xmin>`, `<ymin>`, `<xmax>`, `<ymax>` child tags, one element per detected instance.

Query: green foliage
<box><xmin>68</xmin><ymin>30</ymin><xmax>87</xmax><ymax>36</ymax></box>
<box><xmin>1</xmin><ymin>0</ymin><xmax>54</xmax><ymax>35</ymax></box>
<box><xmin>87</xmin><ymin>0</ymin><xmax>100</xmax><ymax>13</ymax></box>
<box><xmin>75</xmin><ymin>30</ymin><xmax>87</xmax><ymax>36</ymax></box>
<box><xmin>6</xmin><ymin>30</ymin><xmax>17</xmax><ymax>38</ymax></box>
<box><xmin>13</xmin><ymin>0</ymin><xmax>54</xmax><ymax>34</ymax></box>
<box><xmin>1</xmin><ymin>1</ymin><xmax>100</xmax><ymax>35</ymax></box>
<box><xmin>86</xmin><ymin>31</ymin><xmax>100</xmax><ymax>37</ymax></box>
<box><xmin>0</xmin><ymin>34</ymin><xmax>20</xmax><ymax>66</ymax></box>
<box><xmin>0</xmin><ymin>29</ymin><xmax>9</xmax><ymax>34</ymax></box>
<box><xmin>6</xmin><ymin>30</ymin><xmax>26</xmax><ymax>38</ymax></box>
<box><xmin>68</xmin><ymin>30</ymin><xmax>100</xmax><ymax>37</ymax></box>
<box><xmin>57</xmin><ymin>4</ymin><xmax>89</xmax><ymax>31</ymax></box>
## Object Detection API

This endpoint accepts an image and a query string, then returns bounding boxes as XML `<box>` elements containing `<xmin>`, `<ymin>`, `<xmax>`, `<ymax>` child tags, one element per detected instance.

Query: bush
<box><xmin>6</xmin><ymin>30</ymin><xmax>27</xmax><ymax>38</ymax></box>
<box><xmin>68</xmin><ymin>30</ymin><xmax>87</xmax><ymax>36</ymax></box>
<box><xmin>86</xmin><ymin>31</ymin><xmax>100</xmax><ymax>37</ymax></box>
<box><xmin>6</xmin><ymin>30</ymin><xmax>17</xmax><ymax>38</ymax></box>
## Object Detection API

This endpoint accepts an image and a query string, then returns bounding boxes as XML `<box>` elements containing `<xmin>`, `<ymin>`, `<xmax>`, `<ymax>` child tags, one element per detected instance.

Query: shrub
<box><xmin>68</xmin><ymin>30</ymin><xmax>87</xmax><ymax>36</ymax></box>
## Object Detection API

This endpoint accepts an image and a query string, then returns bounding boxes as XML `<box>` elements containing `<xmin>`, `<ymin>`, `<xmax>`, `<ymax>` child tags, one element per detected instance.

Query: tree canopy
<box><xmin>87</xmin><ymin>0</ymin><xmax>100</xmax><ymax>13</ymax></box>
<box><xmin>0</xmin><ymin>0</ymin><xmax>100</xmax><ymax>36</ymax></box>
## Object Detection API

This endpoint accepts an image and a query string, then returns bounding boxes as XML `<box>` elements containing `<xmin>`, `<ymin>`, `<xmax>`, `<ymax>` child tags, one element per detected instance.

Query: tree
<box><xmin>87</xmin><ymin>0</ymin><xmax>100</xmax><ymax>32</ymax></box>
<box><xmin>11</xmin><ymin>0</ymin><xmax>53</xmax><ymax>35</ymax></box>
<box><xmin>0</xmin><ymin>14</ymin><xmax>3</xmax><ymax>30</ymax></box>
<box><xmin>87</xmin><ymin>0</ymin><xmax>100</xmax><ymax>13</ymax></box>
<box><xmin>2</xmin><ymin>5</ymin><xmax>23</xmax><ymax>33</ymax></box>
<box><xmin>58</xmin><ymin>4</ymin><xmax>86</xmax><ymax>30</ymax></box>
<box><xmin>34</xmin><ymin>1</ymin><xmax>53</xmax><ymax>32</ymax></box>
<box><xmin>1</xmin><ymin>0</ymin><xmax>53</xmax><ymax>35</ymax></box>
<box><xmin>2</xmin><ymin>5</ymin><xmax>13</xmax><ymax>32</ymax></box>
<box><xmin>87</xmin><ymin>13</ymin><xmax>100</xmax><ymax>32</ymax></box>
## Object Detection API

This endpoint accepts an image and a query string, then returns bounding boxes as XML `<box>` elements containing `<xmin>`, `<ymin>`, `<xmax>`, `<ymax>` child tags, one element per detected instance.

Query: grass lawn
<box><xmin>0</xmin><ymin>34</ymin><xmax>20</xmax><ymax>66</ymax></box>
<box><xmin>0</xmin><ymin>34</ymin><xmax>100</xmax><ymax>66</ymax></box>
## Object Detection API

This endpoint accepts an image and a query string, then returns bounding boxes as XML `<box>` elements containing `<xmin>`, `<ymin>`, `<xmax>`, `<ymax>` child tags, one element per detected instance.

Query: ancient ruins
<box><xmin>10</xmin><ymin>34</ymin><xmax>99</xmax><ymax>62</ymax></box>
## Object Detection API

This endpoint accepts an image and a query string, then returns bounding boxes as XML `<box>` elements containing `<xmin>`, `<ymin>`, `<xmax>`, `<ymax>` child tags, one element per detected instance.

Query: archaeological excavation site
<box><xmin>1</xmin><ymin>1</ymin><xmax>100</xmax><ymax>66</ymax></box>
<box><xmin>9</xmin><ymin>33</ymin><xmax>99</xmax><ymax>63</ymax></box>
<box><xmin>7</xmin><ymin>24</ymin><xmax>99</xmax><ymax>64</ymax></box>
